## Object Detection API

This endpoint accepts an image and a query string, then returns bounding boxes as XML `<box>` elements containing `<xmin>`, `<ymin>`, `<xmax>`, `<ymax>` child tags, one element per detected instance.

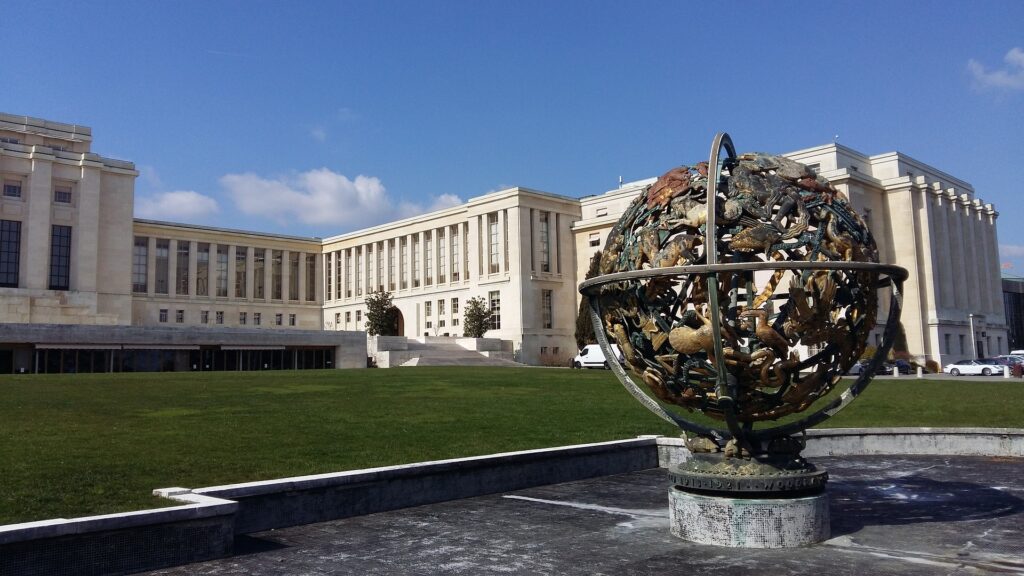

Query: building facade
<box><xmin>0</xmin><ymin>113</ymin><xmax>1008</xmax><ymax>371</ymax></box>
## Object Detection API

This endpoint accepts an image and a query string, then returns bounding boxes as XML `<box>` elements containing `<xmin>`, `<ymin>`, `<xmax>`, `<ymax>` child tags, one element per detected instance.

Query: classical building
<box><xmin>573</xmin><ymin>144</ymin><xmax>1008</xmax><ymax>365</ymax></box>
<box><xmin>0</xmin><ymin>113</ymin><xmax>1008</xmax><ymax>372</ymax></box>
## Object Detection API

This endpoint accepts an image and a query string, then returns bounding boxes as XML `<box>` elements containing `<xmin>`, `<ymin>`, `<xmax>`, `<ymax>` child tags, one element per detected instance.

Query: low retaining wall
<box><xmin>2</xmin><ymin>429</ymin><xmax>1021</xmax><ymax>575</ymax></box>
<box><xmin>0</xmin><ymin>493</ymin><xmax>235</xmax><ymax>576</ymax></box>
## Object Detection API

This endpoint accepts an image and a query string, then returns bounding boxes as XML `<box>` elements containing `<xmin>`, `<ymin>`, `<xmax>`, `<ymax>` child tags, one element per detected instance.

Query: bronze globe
<box><xmin>580</xmin><ymin>134</ymin><xmax>907</xmax><ymax>461</ymax></box>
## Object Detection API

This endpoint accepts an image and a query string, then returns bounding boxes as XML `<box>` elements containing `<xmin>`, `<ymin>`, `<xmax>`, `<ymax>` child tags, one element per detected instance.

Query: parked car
<box><xmin>992</xmin><ymin>355</ymin><xmax>1024</xmax><ymax>369</ymax></box>
<box><xmin>848</xmin><ymin>359</ymin><xmax>904</xmax><ymax>376</ymax></box>
<box><xmin>571</xmin><ymin>344</ymin><xmax>624</xmax><ymax>369</ymax></box>
<box><xmin>942</xmin><ymin>359</ymin><xmax>1006</xmax><ymax>376</ymax></box>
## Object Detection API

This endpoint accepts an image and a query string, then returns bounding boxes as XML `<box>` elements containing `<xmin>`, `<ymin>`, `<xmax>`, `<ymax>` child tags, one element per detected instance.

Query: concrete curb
<box><xmin>1</xmin><ymin>429</ymin><xmax>1021</xmax><ymax>575</ymax></box>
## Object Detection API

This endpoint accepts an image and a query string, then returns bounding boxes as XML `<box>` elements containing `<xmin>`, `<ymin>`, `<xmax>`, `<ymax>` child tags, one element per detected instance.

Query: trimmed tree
<box><xmin>364</xmin><ymin>290</ymin><xmax>398</xmax><ymax>336</ymax></box>
<box><xmin>463</xmin><ymin>296</ymin><xmax>491</xmax><ymax>338</ymax></box>
<box><xmin>575</xmin><ymin>250</ymin><xmax>602</xmax><ymax>348</ymax></box>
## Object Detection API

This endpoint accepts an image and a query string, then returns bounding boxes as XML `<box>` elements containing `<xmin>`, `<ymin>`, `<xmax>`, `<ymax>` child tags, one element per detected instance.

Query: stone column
<box><xmin>188</xmin><ymin>241</ymin><xmax>198</xmax><ymax>297</ymax></box>
<box><xmin>24</xmin><ymin>152</ymin><xmax>53</xmax><ymax>290</ymax></box>
<box><xmin>298</xmin><ymin>251</ymin><xmax>307</xmax><ymax>303</ymax></box>
<box><xmin>147</xmin><ymin>237</ymin><xmax>157</xmax><ymax>297</ymax></box>
<box><xmin>281</xmin><ymin>250</ymin><xmax>291</xmax><ymax>301</ymax></box>
<box><xmin>245</xmin><ymin>246</ymin><xmax>255</xmax><ymax>301</ymax></box>
<box><xmin>167</xmin><ymin>239</ymin><xmax>178</xmax><ymax>297</ymax></box>
<box><xmin>75</xmin><ymin>163</ymin><xmax>102</xmax><ymax>293</ymax></box>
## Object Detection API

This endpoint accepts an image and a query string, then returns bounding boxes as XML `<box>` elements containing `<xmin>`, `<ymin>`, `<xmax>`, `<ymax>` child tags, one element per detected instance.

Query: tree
<box><xmin>463</xmin><ymin>296</ymin><xmax>491</xmax><ymax>338</ymax></box>
<box><xmin>575</xmin><ymin>250</ymin><xmax>603</xmax><ymax>348</ymax></box>
<box><xmin>364</xmin><ymin>290</ymin><xmax>398</xmax><ymax>336</ymax></box>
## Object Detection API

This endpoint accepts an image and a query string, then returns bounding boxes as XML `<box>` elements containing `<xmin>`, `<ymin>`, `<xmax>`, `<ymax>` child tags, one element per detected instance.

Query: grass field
<box><xmin>1</xmin><ymin>367</ymin><xmax>1022</xmax><ymax>525</ymax></box>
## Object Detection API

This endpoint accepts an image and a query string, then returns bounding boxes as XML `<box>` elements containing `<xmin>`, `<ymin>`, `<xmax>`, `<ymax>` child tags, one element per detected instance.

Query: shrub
<box><xmin>462</xmin><ymin>297</ymin><xmax>490</xmax><ymax>338</ymax></box>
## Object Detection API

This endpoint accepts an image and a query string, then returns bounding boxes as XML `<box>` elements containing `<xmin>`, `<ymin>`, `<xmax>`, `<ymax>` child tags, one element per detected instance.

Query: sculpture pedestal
<box><xmin>669</xmin><ymin>488</ymin><xmax>830</xmax><ymax>547</ymax></box>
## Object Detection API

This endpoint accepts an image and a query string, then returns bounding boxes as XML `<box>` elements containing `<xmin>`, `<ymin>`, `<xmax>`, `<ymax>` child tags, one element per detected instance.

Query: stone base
<box><xmin>669</xmin><ymin>488</ymin><xmax>830</xmax><ymax>548</ymax></box>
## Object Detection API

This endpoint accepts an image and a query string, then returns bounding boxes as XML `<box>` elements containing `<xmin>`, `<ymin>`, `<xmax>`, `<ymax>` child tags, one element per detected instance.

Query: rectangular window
<box><xmin>306</xmin><ymin>254</ymin><xmax>316</xmax><ymax>301</ymax></box>
<box><xmin>159</xmin><ymin>309</ymin><xmax>168</xmax><ymax>323</ymax></box>
<box><xmin>216</xmin><ymin>311</ymin><xmax>224</xmax><ymax>325</ymax></box>
<box><xmin>377</xmin><ymin>241</ymin><xmax>385</xmax><ymax>292</ymax></box>
<box><xmin>488</xmin><ymin>290</ymin><xmax>501</xmax><ymax>330</ymax></box>
<box><xmin>425</xmin><ymin>300</ymin><xmax>432</xmax><ymax>317</ymax></box>
<box><xmin>53</xmin><ymin>184</ymin><xmax>72</xmax><ymax>204</ymax></box>
<box><xmin>325</xmin><ymin>254</ymin><xmax>333</xmax><ymax>301</ymax></box>
<box><xmin>345</xmin><ymin>311</ymin><xmax>351</xmax><ymax>323</ymax></box>
<box><xmin>271</xmin><ymin>250</ymin><xmax>282</xmax><ymax>299</ymax></box>
<box><xmin>438</xmin><ymin>299</ymin><xmax>445</xmax><ymax>316</ymax></box>
<box><xmin>201</xmin><ymin>310</ymin><xmax>209</xmax><ymax>324</ymax></box>
<box><xmin>275</xmin><ymin>313</ymin><xmax>282</xmax><ymax>326</ymax></box>
<box><xmin>289</xmin><ymin>252</ymin><xmax>300</xmax><ymax>301</ymax></box>
<box><xmin>959</xmin><ymin>335</ymin><xmax>965</xmax><ymax>355</ymax></box>
<box><xmin>235</xmin><ymin>246</ymin><xmax>247</xmax><ymax>298</ymax></box>
<box><xmin>176</xmin><ymin>241</ymin><xmax>190</xmax><ymax>295</ymax></box>
<box><xmin>175</xmin><ymin>309</ymin><xmax>184</xmax><ymax>323</ymax></box>
<box><xmin>412</xmin><ymin>236</ymin><xmax>421</xmax><ymax>288</ymax></box>
<box><xmin>155</xmin><ymin>239</ymin><xmax>169</xmax><ymax>294</ymax></box>
<box><xmin>131</xmin><ymin>237</ymin><xmax>148</xmax><ymax>293</ymax></box>
<box><xmin>335</xmin><ymin>250</ymin><xmax>344</xmax><ymax>299</ymax></box>
<box><xmin>453</xmin><ymin>318</ymin><xmax>459</xmax><ymax>326</ymax></box>
<box><xmin>289</xmin><ymin>313</ymin><xmax>296</xmax><ymax>326</ymax></box>
<box><xmin>388</xmin><ymin>240</ymin><xmax>396</xmax><ymax>291</ymax></box>
<box><xmin>335</xmin><ymin>312</ymin><xmax>342</xmax><ymax>327</ymax></box>
<box><xmin>451</xmin><ymin>298</ymin><xmax>459</xmax><ymax>316</ymax></box>
<box><xmin>216</xmin><ymin>245</ymin><xmax>228</xmax><ymax>297</ymax></box>
<box><xmin>3</xmin><ymin>180</ymin><xmax>22</xmax><ymax>198</ymax></box>
<box><xmin>345</xmin><ymin>249</ymin><xmax>353</xmax><ymax>298</ymax></box>
<box><xmin>356</xmin><ymin>310</ymin><xmax>362</xmax><ymax>322</ymax></box>
<box><xmin>197</xmin><ymin>243</ymin><xmax>209</xmax><ymax>296</ymax></box>
<box><xmin>449</xmin><ymin>226</ymin><xmax>459</xmax><ymax>282</ymax></box>
<box><xmin>49</xmin><ymin>225</ymin><xmax>71</xmax><ymax>290</ymax></box>
<box><xmin>542</xmin><ymin>289</ymin><xmax>553</xmax><ymax>329</ymax></box>
<box><xmin>488</xmin><ymin>213</ymin><xmax>499</xmax><ymax>274</ymax></box>
<box><xmin>539</xmin><ymin>212</ymin><xmax>550</xmax><ymax>272</ymax></box>
<box><xmin>365</xmin><ymin>244</ymin><xmax>373</xmax><ymax>294</ymax></box>
<box><xmin>945</xmin><ymin>334</ymin><xmax>951</xmax><ymax>354</ymax></box>
<box><xmin>437</xmin><ymin>228</ymin><xmax>446</xmax><ymax>284</ymax></box>
<box><xmin>355</xmin><ymin>247</ymin><xmax>363</xmax><ymax>296</ymax></box>
<box><xmin>589</xmin><ymin>233</ymin><xmax>600</xmax><ymax>247</ymax></box>
<box><xmin>426</xmin><ymin>320</ymin><xmax>433</xmax><ymax>329</ymax></box>
<box><xmin>439</xmin><ymin>319</ymin><xmax>445</xmax><ymax>327</ymax></box>
<box><xmin>239</xmin><ymin>312</ymin><xmax>247</xmax><ymax>325</ymax></box>
<box><xmin>400</xmin><ymin>237</ymin><xmax>408</xmax><ymax>290</ymax></box>
<box><xmin>254</xmin><ymin>249</ymin><xmax>265</xmax><ymax>299</ymax></box>
<box><xmin>254</xmin><ymin>312</ymin><xmax>261</xmax><ymax>326</ymax></box>
<box><xmin>1</xmin><ymin>220</ymin><xmax>22</xmax><ymax>288</ymax></box>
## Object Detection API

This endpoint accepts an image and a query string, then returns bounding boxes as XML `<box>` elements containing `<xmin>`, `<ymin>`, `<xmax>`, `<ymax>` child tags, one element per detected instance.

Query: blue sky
<box><xmin>3</xmin><ymin>1</ymin><xmax>1023</xmax><ymax>266</ymax></box>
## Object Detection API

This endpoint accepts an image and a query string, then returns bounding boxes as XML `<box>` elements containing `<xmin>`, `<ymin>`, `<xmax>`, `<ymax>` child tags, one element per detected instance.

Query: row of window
<box><xmin>134</xmin><ymin>237</ymin><xmax>316</xmax><ymax>302</ymax></box>
<box><xmin>158</xmin><ymin>308</ymin><xmax>298</xmax><ymax>327</ymax></box>
<box><xmin>324</xmin><ymin>223</ymin><xmax>472</xmax><ymax>301</ymax></box>
<box><xmin>2</xmin><ymin>179</ymin><xmax>74</xmax><ymax>204</ymax></box>
<box><xmin>0</xmin><ymin>220</ymin><xmax>70</xmax><ymax>290</ymax></box>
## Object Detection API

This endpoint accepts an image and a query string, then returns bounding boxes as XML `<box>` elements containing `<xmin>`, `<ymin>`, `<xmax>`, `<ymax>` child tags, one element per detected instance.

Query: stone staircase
<box><xmin>370</xmin><ymin>336</ymin><xmax>520</xmax><ymax>368</ymax></box>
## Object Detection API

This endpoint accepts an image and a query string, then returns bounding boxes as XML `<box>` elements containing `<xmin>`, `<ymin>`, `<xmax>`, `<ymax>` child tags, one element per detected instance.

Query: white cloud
<box><xmin>310</xmin><ymin>126</ymin><xmax>327</xmax><ymax>142</ymax></box>
<box><xmin>135</xmin><ymin>190</ymin><xmax>219</xmax><ymax>221</ymax></box>
<box><xmin>968</xmin><ymin>47</ymin><xmax>1024</xmax><ymax>91</ymax></box>
<box><xmin>999</xmin><ymin>244</ymin><xmax>1024</xmax><ymax>258</ymax></box>
<box><xmin>220</xmin><ymin>168</ymin><xmax>463</xmax><ymax>230</ymax></box>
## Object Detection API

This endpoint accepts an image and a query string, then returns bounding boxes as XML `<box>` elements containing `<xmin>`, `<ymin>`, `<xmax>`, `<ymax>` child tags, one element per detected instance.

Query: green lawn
<box><xmin>1</xmin><ymin>367</ymin><xmax>1022</xmax><ymax>525</ymax></box>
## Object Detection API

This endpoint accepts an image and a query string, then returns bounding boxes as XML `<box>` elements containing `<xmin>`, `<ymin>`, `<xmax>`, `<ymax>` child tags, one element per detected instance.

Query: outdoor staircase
<box><xmin>370</xmin><ymin>336</ymin><xmax>520</xmax><ymax>368</ymax></box>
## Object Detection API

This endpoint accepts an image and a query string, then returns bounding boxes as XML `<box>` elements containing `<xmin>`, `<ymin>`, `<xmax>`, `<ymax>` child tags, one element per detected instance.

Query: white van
<box><xmin>572</xmin><ymin>344</ymin><xmax>624</xmax><ymax>369</ymax></box>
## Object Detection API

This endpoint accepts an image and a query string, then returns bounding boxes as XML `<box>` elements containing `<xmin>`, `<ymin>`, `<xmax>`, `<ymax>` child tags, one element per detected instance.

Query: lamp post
<box><xmin>969</xmin><ymin>313</ymin><xmax>977</xmax><ymax>360</ymax></box>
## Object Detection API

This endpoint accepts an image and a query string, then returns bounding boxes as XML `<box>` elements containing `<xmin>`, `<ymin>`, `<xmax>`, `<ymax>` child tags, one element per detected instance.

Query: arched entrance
<box><xmin>390</xmin><ymin>307</ymin><xmax>404</xmax><ymax>336</ymax></box>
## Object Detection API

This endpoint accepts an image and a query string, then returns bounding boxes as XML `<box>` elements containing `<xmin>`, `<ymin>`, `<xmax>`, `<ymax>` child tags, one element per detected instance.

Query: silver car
<box><xmin>942</xmin><ymin>359</ymin><xmax>1006</xmax><ymax>376</ymax></box>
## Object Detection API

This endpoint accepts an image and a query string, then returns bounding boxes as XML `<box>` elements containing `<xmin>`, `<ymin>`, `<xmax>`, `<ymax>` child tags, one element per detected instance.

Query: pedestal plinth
<box><xmin>668</xmin><ymin>452</ymin><xmax>831</xmax><ymax>547</ymax></box>
<box><xmin>669</xmin><ymin>488</ymin><xmax>830</xmax><ymax>547</ymax></box>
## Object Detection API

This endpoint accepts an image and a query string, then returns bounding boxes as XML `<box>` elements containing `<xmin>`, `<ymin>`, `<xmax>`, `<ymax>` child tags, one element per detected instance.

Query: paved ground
<box><xmin>149</xmin><ymin>455</ymin><xmax>1024</xmax><ymax>575</ymax></box>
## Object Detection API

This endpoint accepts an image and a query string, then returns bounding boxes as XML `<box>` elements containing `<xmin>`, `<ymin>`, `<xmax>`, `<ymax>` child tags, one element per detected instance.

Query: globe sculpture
<box><xmin>579</xmin><ymin>134</ymin><xmax>908</xmax><ymax>545</ymax></box>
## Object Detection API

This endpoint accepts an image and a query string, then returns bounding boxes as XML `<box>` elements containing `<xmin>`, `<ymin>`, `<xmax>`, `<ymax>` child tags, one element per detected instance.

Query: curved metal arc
<box><xmin>579</xmin><ymin>261</ymin><xmax>909</xmax><ymax>296</ymax></box>
<box><xmin>705</xmin><ymin>133</ymin><xmax>742</xmax><ymax>446</ymax></box>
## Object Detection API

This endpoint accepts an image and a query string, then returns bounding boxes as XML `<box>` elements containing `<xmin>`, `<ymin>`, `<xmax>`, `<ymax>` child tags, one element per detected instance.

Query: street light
<box><xmin>969</xmin><ymin>314</ymin><xmax>976</xmax><ymax>359</ymax></box>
